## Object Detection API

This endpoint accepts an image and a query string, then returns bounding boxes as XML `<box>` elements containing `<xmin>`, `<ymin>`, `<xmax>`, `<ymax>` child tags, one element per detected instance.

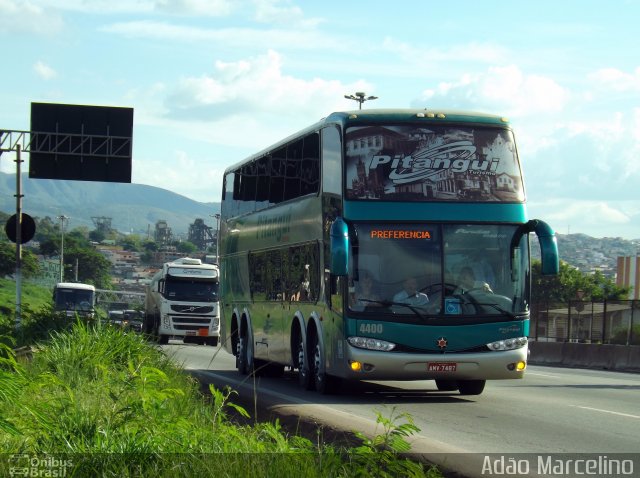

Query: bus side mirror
<box><xmin>330</xmin><ymin>217</ymin><xmax>349</xmax><ymax>276</ymax></box>
<box><xmin>533</xmin><ymin>220</ymin><xmax>559</xmax><ymax>275</ymax></box>
<box><xmin>510</xmin><ymin>219</ymin><xmax>559</xmax><ymax>277</ymax></box>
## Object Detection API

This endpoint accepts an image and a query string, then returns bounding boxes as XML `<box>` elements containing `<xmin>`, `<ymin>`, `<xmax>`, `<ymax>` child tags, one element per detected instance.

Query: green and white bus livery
<box><xmin>219</xmin><ymin>108</ymin><xmax>559</xmax><ymax>395</ymax></box>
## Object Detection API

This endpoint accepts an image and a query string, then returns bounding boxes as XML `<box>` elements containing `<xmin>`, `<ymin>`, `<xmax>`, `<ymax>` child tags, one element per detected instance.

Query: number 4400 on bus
<box><xmin>218</xmin><ymin>108</ymin><xmax>559</xmax><ymax>396</ymax></box>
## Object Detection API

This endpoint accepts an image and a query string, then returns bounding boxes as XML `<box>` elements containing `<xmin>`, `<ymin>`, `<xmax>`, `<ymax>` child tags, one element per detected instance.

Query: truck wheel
<box><xmin>158</xmin><ymin>334</ymin><xmax>169</xmax><ymax>345</ymax></box>
<box><xmin>206</xmin><ymin>337</ymin><xmax>218</xmax><ymax>346</ymax></box>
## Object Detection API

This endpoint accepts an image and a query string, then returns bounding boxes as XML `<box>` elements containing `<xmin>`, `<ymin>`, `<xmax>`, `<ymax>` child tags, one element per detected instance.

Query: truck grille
<box><xmin>170</xmin><ymin>305</ymin><xmax>214</xmax><ymax>314</ymax></box>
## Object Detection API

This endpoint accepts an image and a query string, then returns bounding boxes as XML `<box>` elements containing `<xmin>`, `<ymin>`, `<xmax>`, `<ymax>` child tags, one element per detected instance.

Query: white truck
<box><xmin>144</xmin><ymin>257</ymin><xmax>220</xmax><ymax>345</ymax></box>
<box><xmin>52</xmin><ymin>282</ymin><xmax>97</xmax><ymax>318</ymax></box>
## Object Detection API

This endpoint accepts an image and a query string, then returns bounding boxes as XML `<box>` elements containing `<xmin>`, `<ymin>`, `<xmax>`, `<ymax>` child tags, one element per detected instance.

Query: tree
<box><xmin>0</xmin><ymin>242</ymin><xmax>41</xmax><ymax>278</ymax></box>
<box><xmin>63</xmin><ymin>247</ymin><xmax>112</xmax><ymax>289</ymax></box>
<box><xmin>532</xmin><ymin>260</ymin><xmax>629</xmax><ymax>304</ymax></box>
<box><xmin>89</xmin><ymin>229</ymin><xmax>106</xmax><ymax>243</ymax></box>
<box><xmin>175</xmin><ymin>241</ymin><xmax>197</xmax><ymax>254</ymax></box>
<box><xmin>120</xmin><ymin>235</ymin><xmax>143</xmax><ymax>252</ymax></box>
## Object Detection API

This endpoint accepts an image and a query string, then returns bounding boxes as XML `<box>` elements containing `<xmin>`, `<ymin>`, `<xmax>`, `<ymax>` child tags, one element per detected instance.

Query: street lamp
<box><xmin>344</xmin><ymin>92</ymin><xmax>378</xmax><ymax>109</ymax></box>
<box><xmin>57</xmin><ymin>215</ymin><xmax>68</xmax><ymax>282</ymax></box>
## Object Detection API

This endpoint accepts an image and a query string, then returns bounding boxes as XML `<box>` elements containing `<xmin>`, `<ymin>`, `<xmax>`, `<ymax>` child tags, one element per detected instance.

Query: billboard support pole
<box><xmin>14</xmin><ymin>145</ymin><xmax>23</xmax><ymax>330</ymax></box>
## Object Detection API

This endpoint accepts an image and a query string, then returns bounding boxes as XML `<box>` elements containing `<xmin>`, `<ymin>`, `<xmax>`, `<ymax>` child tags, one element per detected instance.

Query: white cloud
<box><xmin>588</xmin><ymin>66</ymin><xmax>640</xmax><ymax>93</ymax></box>
<box><xmin>33</xmin><ymin>60</ymin><xmax>57</xmax><ymax>80</ymax></box>
<box><xmin>419</xmin><ymin>65</ymin><xmax>569</xmax><ymax>117</ymax></box>
<box><xmin>383</xmin><ymin>38</ymin><xmax>508</xmax><ymax>65</ymax></box>
<box><xmin>101</xmin><ymin>20</ymin><xmax>335</xmax><ymax>50</ymax></box>
<box><xmin>134</xmin><ymin>149</ymin><xmax>226</xmax><ymax>202</ymax></box>
<box><xmin>527</xmin><ymin>198</ymin><xmax>638</xmax><ymax>238</ymax></box>
<box><xmin>251</xmin><ymin>0</ymin><xmax>321</xmax><ymax>27</ymax></box>
<box><xmin>0</xmin><ymin>0</ymin><xmax>63</xmax><ymax>34</ymax></box>
<box><xmin>25</xmin><ymin>0</ymin><xmax>153</xmax><ymax>14</ymax></box>
<box><xmin>164</xmin><ymin>50</ymin><xmax>367</xmax><ymax>121</ymax></box>
<box><xmin>154</xmin><ymin>0</ymin><xmax>233</xmax><ymax>16</ymax></box>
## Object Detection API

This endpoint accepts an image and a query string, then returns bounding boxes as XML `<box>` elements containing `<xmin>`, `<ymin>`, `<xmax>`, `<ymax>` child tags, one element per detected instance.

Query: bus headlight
<box><xmin>487</xmin><ymin>337</ymin><xmax>528</xmax><ymax>351</ymax></box>
<box><xmin>348</xmin><ymin>336</ymin><xmax>396</xmax><ymax>352</ymax></box>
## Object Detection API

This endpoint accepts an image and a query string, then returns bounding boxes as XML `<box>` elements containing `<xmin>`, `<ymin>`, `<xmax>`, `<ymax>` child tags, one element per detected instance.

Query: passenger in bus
<box><xmin>454</xmin><ymin>267</ymin><xmax>492</xmax><ymax>295</ymax></box>
<box><xmin>350</xmin><ymin>270</ymin><xmax>382</xmax><ymax>311</ymax></box>
<box><xmin>392</xmin><ymin>276</ymin><xmax>429</xmax><ymax>306</ymax></box>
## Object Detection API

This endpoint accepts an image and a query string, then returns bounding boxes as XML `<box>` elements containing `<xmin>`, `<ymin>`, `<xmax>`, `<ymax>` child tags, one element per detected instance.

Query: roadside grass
<box><xmin>0</xmin><ymin>277</ymin><xmax>52</xmax><ymax>315</ymax></box>
<box><xmin>0</xmin><ymin>320</ymin><xmax>441</xmax><ymax>477</ymax></box>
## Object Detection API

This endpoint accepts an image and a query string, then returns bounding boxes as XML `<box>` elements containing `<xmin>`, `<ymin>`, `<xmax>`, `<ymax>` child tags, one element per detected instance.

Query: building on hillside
<box><xmin>616</xmin><ymin>256</ymin><xmax>640</xmax><ymax>299</ymax></box>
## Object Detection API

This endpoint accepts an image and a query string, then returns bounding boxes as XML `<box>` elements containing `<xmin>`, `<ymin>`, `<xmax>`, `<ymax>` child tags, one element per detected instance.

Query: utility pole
<box><xmin>57</xmin><ymin>215</ymin><xmax>68</xmax><ymax>282</ymax></box>
<box><xmin>344</xmin><ymin>92</ymin><xmax>378</xmax><ymax>109</ymax></box>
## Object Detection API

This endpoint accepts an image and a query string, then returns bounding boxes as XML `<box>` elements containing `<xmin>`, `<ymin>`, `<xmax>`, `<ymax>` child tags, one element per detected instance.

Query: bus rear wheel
<box><xmin>297</xmin><ymin>339</ymin><xmax>313</xmax><ymax>390</ymax></box>
<box><xmin>458</xmin><ymin>379</ymin><xmax>486</xmax><ymax>395</ymax></box>
<box><xmin>311</xmin><ymin>337</ymin><xmax>339</xmax><ymax>394</ymax></box>
<box><xmin>238</xmin><ymin>331</ymin><xmax>255</xmax><ymax>375</ymax></box>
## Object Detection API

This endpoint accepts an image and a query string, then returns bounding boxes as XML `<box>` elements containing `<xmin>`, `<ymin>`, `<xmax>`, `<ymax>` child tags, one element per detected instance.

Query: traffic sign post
<box><xmin>1</xmin><ymin>102</ymin><xmax>134</xmax><ymax>329</ymax></box>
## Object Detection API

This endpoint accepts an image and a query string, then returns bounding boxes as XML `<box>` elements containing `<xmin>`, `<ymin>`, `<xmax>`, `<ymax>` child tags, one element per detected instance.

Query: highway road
<box><xmin>161</xmin><ymin>341</ymin><xmax>640</xmax><ymax>477</ymax></box>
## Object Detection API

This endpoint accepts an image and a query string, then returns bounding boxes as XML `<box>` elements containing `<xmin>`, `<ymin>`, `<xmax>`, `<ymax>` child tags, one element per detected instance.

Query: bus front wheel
<box><xmin>435</xmin><ymin>379</ymin><xmax>458</xmax><ymax>392</ymax></box>
<box><xmin>458</xmin><ymin>379</ymin><xmax>486</xmax><ymax>395</ymax></box>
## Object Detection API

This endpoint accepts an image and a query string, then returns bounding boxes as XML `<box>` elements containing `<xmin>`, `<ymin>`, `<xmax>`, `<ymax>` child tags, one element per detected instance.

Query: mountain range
<box><xmin>0</xmin><ymin>172</ymin><xmax>219</xmax><ymax>236</ymax></box>
<box><xmin>2</xmin><ymin>173</ymin><xmax>639</xmax><ymax>271</ymax></box>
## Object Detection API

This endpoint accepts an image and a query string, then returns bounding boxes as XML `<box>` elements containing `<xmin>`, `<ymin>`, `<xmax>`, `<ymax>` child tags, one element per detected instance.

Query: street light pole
<box><xmin>344</xmin><ymin>92</ymin><xmax>378</xmax><ymax>110</ymax></box>
<box><xmin>57</xmin><ymin>215</ymin><xmax>68</xmax><ymax>283</ymax></box>
<box><xmin>213</xmin><ymin>213</ymin><xmax>221</xmax><ymax>264</ymax></box>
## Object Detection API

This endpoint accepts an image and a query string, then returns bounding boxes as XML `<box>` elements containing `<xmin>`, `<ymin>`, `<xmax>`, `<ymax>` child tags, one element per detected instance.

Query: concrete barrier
<box><xmin>529</xmin><ymin>342</ymin><xmax>640</xmax><ymax>373</ymax></box>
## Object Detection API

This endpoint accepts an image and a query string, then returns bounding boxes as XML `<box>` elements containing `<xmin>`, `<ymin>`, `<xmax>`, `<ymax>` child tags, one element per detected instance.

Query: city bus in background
<box><xmin>53</xmin><ymin>282</ymin><xmax>96</xmax><ymax>318</ymax></box>
<box><xmin>218</xmin><ymin>108</ymin><xmax>559</xmax><ymax>395</ymax></box>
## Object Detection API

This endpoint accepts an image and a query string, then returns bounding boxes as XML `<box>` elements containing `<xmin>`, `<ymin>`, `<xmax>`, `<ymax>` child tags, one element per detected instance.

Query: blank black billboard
<box><xmin>29</xmin><ymin>102</ymin><xmax>133</xmax><ymax>183</ymax></box>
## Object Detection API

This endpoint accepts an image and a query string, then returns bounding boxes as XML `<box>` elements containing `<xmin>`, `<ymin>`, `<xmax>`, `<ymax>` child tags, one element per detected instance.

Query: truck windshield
<box><xmin>347</xmin><ymin>223</ymin><xmax>529</xmax><ymax>319</ymax></box>
<box><xmin>164</xmin><ymin>279</ymin><xmax>219</xmax><ymax>302</ymax></box>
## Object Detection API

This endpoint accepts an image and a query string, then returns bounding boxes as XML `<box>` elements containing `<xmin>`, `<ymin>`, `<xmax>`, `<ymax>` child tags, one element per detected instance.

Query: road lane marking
<box><xmin>526</xmin><ymin>372</ymin><xmax>562</xmax><ymax>378</ymax></box>
<box><xmin>571</xmin><ymin>405</ymin><xmax>640</xmax><ymax>419</ymax></box>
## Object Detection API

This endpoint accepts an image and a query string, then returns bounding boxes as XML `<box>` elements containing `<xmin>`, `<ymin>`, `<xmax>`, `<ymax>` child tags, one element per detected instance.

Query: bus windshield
<box><xmin>165</xmin><ymin>279</ymin><xmax>219</xmax><ymax>302</ymax></box>
<box><xmin>348</xmin><ymin>223</ymin><xmax>529</xmax><ymax>319</ymax></box>
<box><xmin>54</xmin><ymin>289</ymin><xmax>94</xmax><ymax>311</ymax></box>
<box><xmin>345</xmin><ymin>124</ymin><xmax>524</xmax><ymax>202</ymax></box>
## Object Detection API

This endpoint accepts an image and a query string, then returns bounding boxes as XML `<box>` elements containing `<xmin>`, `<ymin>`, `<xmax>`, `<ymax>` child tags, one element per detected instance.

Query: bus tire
<box><xmin>435</xmin><ymin>379</ymin><xmax>459</xmax><ymax>391</ymax></box>
<box><xmin>297</xmin><ymin>338</ymin><xmax>313</xmax><ymax>390</ymax></box>
<box><xmin>207</xmin><ymin>337</ymin><xmax>218</xmax><ymax>346</ymax></box>
<box><xmin>458</xmin><ymin>379</ymin><xmax>486</xmax><ymax>395</ymax></box>
<box><xmin>311</xmin><ymin>335</ymin><xmax>338</xmax><ymax>394</ymax></box>
<box><xmin>238</xmin><ymin>332</ymin><xmax>254</xmax><ymax>375</ymax></box>
<box><xmin>158</xmin><ymin>334</ymin><xmax>169</xmax><ymax>345</ymax></box>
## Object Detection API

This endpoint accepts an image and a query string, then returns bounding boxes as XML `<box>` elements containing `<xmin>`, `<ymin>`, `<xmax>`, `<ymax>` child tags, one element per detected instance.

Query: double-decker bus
<box><xmin>218</xmin><ymin>108</ymin><xmax>559</xmax><ymax>395</ymax></box>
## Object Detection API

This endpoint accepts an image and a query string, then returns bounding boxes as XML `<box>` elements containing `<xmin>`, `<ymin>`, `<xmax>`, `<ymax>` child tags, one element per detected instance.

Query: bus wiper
<box><xmin>380</xmin><ymin>300</ymin><xmax>433</xmax><ymax>321</ymax></box>
<box><xmin>474</xmin><ymin>302</ymin><xmax>517</xmax><ymax>320</ymax></box>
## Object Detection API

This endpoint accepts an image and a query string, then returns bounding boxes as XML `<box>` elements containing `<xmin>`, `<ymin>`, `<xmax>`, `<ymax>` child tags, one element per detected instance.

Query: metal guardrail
<box><xmin>531</xmin><ymin>299</ymin><xmax>640</xmax><ymax>345</ymax></box>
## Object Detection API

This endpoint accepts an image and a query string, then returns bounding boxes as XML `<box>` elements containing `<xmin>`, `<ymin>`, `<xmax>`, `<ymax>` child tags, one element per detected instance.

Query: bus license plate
<box><xmin>428</xmin><ymin>362</ymin><xmax>457</xmax><ymax>372</ymax></box>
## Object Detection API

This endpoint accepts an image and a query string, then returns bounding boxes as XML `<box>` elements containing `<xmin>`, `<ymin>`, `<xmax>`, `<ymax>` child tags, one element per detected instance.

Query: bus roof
<box><xmin>223</xmin><ymin>108</ymin><xmax>511</xmax><ymax>173</ymax></box>
<box><xmin>54</xmin><ymin>282</ymin><xmax>96</xmax><ymax>291</ymax></box>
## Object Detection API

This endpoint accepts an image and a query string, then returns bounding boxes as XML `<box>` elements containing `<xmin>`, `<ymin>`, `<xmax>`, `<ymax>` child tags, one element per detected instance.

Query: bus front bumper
<box><xmin>344</xmin><ymin>344</ymin><xmax>528</xmax><ymax>381</ymax></box>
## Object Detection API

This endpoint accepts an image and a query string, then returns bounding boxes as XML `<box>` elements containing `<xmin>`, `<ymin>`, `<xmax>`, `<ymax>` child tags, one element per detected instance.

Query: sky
<box><xmin>1</xmin><ymin>0</ymin><xmax>639</xmax><ymax>239</ymax></box>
